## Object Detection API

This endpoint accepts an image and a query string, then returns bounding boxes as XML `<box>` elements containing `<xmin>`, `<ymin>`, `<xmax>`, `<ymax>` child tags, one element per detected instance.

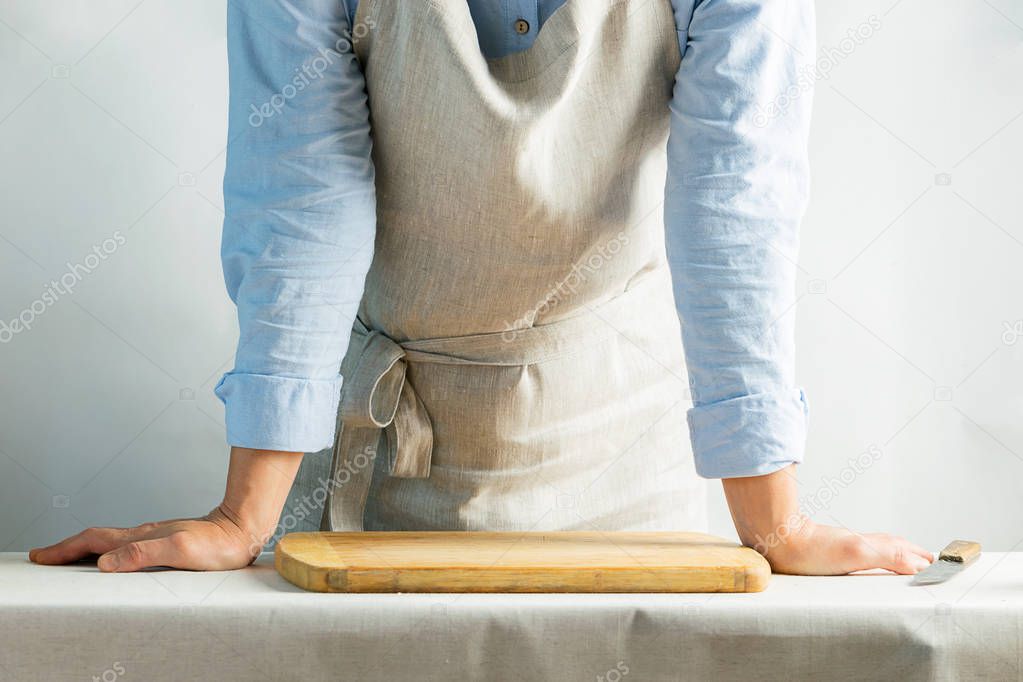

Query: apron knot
<box><xmin>339</xmin><ymin>322</ymin><xmax>433</xmax><ymax>479</ymax></box>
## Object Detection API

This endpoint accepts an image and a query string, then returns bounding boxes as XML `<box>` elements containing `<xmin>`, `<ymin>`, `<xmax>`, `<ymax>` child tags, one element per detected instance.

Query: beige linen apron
<box><xmin>301</xmin><ymin>0</ymin><xmax>706</xmax><ymax>533</ymax></box>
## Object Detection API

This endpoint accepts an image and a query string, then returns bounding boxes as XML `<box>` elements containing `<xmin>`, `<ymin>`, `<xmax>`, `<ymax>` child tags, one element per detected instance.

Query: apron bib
<box><xmin>297</xmin><ymin>0</ymin><xmax>706</xmax><ymax>532</ymax></box>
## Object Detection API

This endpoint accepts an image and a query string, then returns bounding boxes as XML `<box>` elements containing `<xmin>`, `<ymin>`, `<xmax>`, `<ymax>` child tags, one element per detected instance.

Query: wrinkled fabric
<box><xmin>218</xmin><ymin>0</ymin><xmax>814</xmax><ymax>478</ymax></box>
<box><xmin>5</xmin><ymin>552</ymin><xmax>1019</xmax><ymax>681</ymax></box>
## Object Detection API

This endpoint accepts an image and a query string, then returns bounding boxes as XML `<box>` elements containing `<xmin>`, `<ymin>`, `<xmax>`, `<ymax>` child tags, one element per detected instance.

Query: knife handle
<box><xmin>939</xmin><ymin>540</ymin><xmax>981</xmax><ymax>563</ymax></box>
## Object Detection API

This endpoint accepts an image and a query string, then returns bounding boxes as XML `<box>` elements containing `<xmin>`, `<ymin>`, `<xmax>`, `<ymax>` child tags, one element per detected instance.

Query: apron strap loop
<box><xmin>339</xmin><ymin>321</ymin><xmax>434</xmax><ymax>480</ymax></box>
<box><xmin>339</xmin><ymin>330</ymin><xmax>407</xmax><ymax>429</ymax></box>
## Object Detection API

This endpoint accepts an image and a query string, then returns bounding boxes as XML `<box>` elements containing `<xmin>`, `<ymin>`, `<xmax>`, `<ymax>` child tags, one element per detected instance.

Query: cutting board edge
<box><xmin>335</xmin><ymin>565</ymin><xmax>770</xmax><ymax>593</ymax></box>
<box><xmin>275</xmin><ymin>564</ymin><xmax>770</xmax><ymax>593</ymax></box>
<box><xmin>275</xmin><ymin>541</ymin><xmax>324</xmax><ymax>592</ymax></box>
<box><xmin>275</xmin><ymin>533</ymin><xmax>772</xmax><ymax>594</ymax></box>
<box><xmin>739</xmin><ymin>553</ymin><xmax>771</xmax><ymax>592</ymax></box>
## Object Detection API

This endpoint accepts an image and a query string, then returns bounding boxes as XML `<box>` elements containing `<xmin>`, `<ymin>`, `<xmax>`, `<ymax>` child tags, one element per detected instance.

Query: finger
<box><xmin>883</xmin><ymin>540</ymin><xmax>931</xmax><ymax>575</ymax></box>
<box><xmin>846</xmin><ymin>535</ymin><xmax>930</xmax><ymax>575</ymax></box>
<box><xmin>880</xmin><ymin>536</ymin><xmax>934</xmax><ymax>565</ymax></box>
<box><xmin>98</xmin><ymin>536</ymin><xmax>189</xmax><ymax>572</ymax></box>
<box><xmin>29</xmin><ymin>527</ymin><xmax>131</xmax><ymax>565</ymax></box>
<box><xmin>904</xmin><ymin>540</ymin><xmax>934</xmax><ymax>563</ymax></box>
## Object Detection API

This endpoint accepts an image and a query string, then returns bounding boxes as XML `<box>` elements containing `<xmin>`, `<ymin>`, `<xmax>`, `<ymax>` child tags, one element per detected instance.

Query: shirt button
<box><xmin>514</xmin><ymin>18</ymin><xmax>530</xmax><ymax>35</ymax></box>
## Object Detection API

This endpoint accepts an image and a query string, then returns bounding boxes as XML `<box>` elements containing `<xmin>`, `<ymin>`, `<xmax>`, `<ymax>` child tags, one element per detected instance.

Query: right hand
<box><xmin>30</xmin><ymin>447</ymin><xmax>304</xmax><ymax>572</ymax></box>
<box><xmin>29</xmin><ymin>505</ymin><xmax>265</xmax><ymax>572</ymax></box>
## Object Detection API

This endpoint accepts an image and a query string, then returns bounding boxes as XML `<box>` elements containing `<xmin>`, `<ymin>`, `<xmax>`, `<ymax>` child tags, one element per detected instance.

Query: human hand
<box><xmin>753</xmin><ymin>517</ymin><xmax>933</xmax><ymax>575</ymax></box>
<box><xmin>29</xmin><ymin>505</ymin><xmax>266</xmax><ymax>572</ymax></box>
<box><xmin>722</xmin><ymin>465</ymin><xmax>933</xmax><ymax>576</ymax></box>
<box><xmin>29</xmin><ymin>447</ymin><xmax>303</xmax><ymax>572</ymax></box>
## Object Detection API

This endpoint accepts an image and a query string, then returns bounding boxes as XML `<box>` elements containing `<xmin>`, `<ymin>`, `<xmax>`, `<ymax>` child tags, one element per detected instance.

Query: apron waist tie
<box><xmin>338</xmin><ymin>322</ymin><xmax>434</xmax><ymax>479</ymax></box>
<box><xmin>325</xmin><ymin>266</ymin><xmax>670</xmax><ymax>530</ymax></box>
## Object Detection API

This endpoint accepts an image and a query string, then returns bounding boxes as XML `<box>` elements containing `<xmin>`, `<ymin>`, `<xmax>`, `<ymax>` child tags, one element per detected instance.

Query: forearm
<box><xmin>218</xmin><ymin>447</ymin><xmax>304</xmax><ymax>546</ymax></box>
<box><xmin>722</xmin><ymin>465</ymin><xmax>932</xmax><ymax>575</ymax></box>
<box><xmin>721</xmin><ymin>465</ymin><xmax>806</xmax><ymax>555</ymax></box>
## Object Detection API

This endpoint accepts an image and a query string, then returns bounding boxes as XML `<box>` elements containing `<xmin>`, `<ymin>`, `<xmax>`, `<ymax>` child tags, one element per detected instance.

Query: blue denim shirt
<box><xmin>217</xmin><ymin>0</ymin><xmax>814</xmax><ymax>479</ymax></box>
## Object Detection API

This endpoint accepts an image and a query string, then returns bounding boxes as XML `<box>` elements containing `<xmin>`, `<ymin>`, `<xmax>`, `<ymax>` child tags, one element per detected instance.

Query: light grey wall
<box><xmin>1</xmin><ymin>1</ymin><xmax>1020</xmax><ymax>552</ymax></box>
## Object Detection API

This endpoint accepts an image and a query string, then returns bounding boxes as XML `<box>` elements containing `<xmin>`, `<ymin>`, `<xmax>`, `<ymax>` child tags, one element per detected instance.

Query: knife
<box><xmin>911</xmin><ymin>540</ymin><xmax>981</xmax><ymax>586</ymax></box>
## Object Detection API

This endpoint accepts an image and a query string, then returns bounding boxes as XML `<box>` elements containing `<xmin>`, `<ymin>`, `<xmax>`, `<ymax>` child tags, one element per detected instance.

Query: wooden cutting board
<box><xmin>275</xmin><ymin>531</ymin><xmax>770</xmax><ymax>593</ymax></box>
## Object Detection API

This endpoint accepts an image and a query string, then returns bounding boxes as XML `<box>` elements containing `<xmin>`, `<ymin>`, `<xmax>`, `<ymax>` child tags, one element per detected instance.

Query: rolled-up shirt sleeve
<box><xmin>215</xmin><ymin>0</ymin><xmax>375</xmax><ymax>452</ymax></box>
<box><xmin>666</xmin><ymin>0</ymin><xmax>815</xmax><ymax>478</ymax></box>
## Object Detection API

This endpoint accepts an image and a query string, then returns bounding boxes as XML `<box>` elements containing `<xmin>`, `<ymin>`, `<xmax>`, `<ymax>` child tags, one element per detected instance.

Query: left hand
<box><xmin>722</xmin><ymin>465</ymin><xmax>934</xmax><ymax>575</ymax></box>
<box><xmin>751</xmin><ymin>517</ymin><xmax>933</xmax><ymax>575</ymax></box>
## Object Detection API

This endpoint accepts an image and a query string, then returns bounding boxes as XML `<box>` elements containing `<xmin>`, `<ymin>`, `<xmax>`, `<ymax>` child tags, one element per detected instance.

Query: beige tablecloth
<box><xmin>1</xmin><ymin>551</ymin><xmax>1021</xmax><ymax>681</ymax></box>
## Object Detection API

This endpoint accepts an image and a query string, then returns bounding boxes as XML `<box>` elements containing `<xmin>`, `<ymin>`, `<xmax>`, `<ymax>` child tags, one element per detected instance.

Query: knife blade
<box><xmin>911</xmin><ymin>540</ymin><xmax>981</xmax><ymax>586</ymax></box>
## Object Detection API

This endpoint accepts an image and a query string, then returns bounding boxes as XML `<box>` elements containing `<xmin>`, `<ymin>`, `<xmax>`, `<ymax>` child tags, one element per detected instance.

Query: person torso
<box><xmin>322</xmin><ymin>0</ymin><xmax>706</xmax><ymax>532</ymax></box>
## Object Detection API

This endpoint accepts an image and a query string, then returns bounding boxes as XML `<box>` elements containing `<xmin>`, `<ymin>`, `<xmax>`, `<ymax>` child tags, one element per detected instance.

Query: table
<box><xmin>1</xmin><ymin>552</ymin><xmax>1021</xmax><ymax>681</ymax></box>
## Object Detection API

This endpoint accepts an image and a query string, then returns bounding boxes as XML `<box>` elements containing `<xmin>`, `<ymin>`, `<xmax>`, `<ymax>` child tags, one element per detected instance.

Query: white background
<box><xmin>0</xmin><ymin>1</ymin><xmax>1020</xmax><ymax>553</ymax></box>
